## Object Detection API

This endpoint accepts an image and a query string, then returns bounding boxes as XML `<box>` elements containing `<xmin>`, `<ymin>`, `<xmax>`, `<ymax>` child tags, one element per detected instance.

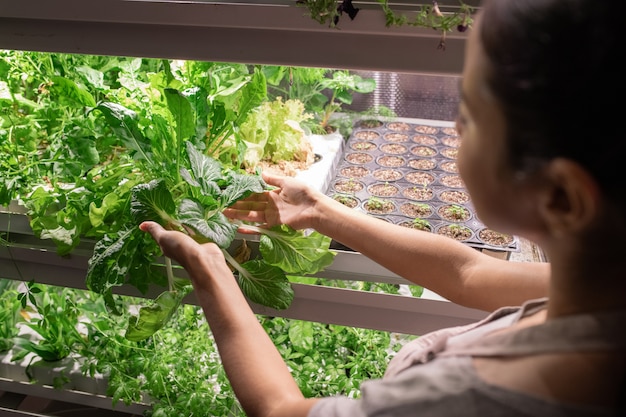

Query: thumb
<box><xmin>262</xmin><ymin>172</ymin><xmax>285</xmax><ymax>188</ymax></box>
<box><xmin>139</xmin><ymin>221</ymin><xmax>164</xmax><ymax>238</ymax></box>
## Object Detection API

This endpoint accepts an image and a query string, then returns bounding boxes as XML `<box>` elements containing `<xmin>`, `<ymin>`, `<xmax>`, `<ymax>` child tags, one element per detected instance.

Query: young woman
<box><xmin>140</xmin><ymin>0</ymin><xmax>626</xmax><ymax>415</ymax></box>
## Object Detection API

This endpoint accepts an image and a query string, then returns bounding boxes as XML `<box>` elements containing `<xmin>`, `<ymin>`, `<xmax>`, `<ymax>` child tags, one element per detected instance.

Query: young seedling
<box><xmin>347</xmin><ymin>177</ymin><xmax>359</xmax><ymax>191</ymax></box>
<box><xmin>447</xmin><ymin>223</ymin><xmax>471</xmax><ymax>239</ymax></box>
<box><xmin>366</xmin><ymin>196</ymin><xmax>388</xmax><ymax>211</ymax></box>
<box><xmin>411</xmin><ymin>218</ymin><xmax>431</xmax><ymax>231</ymax></box>
<box><xmin>333</xmin><ymin>194</ymin><xmax>357</xmax><ymax>207</ymax></box>
<box><xmin>447</xmin><ymin>204</ymin><xmax>468</xmax><ymax>220</ymax></box>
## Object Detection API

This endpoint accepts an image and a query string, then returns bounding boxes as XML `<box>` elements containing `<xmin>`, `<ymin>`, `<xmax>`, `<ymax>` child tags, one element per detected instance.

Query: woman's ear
<box><xmin>538</xmin><ymin>158</ymin><xmax>600</xmax><ymax>237</ymax></box>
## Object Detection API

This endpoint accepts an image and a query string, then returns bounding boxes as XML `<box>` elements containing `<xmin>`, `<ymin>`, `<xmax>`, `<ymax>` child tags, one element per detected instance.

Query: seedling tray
<box><xmin>326</xmin><ymin>118</ymin><xmax>519</xmax><ymax>253</ymax></box>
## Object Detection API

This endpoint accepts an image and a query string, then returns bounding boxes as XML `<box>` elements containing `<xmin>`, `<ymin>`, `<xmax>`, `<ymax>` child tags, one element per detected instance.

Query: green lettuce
<box><xmin>239</xmin><ymin>97</ymin><xmax>313</xmax><ymax>169</ymax></box>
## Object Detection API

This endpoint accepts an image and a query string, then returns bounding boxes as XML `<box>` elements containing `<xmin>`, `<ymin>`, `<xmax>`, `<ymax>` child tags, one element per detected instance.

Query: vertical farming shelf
<box><xmin>0</xmin><ymin>0</ymin><xmax>473</xmax><ymax>75</ymax></box>
<box><xmin>0</xmin><ymin>1</ymin><xmax>524</xmax><ymax>414</ymax></box>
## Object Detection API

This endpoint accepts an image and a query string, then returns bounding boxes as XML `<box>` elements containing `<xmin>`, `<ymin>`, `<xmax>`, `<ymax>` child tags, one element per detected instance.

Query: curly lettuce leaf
<box><xmin>239</xmin><ymin>97</ymin><xmax>313</xmax><ymax>168</ymax></box>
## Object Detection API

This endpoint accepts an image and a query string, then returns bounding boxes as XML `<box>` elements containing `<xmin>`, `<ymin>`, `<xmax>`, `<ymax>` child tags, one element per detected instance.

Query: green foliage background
<box><xmin>0</xmin><ymin>50</ymin><xmax>421</xmax><ymax>416</ymax></box>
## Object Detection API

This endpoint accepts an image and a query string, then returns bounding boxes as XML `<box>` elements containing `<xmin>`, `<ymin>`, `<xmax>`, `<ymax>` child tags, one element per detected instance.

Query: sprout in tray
<box><xmin>87</xmin><ymin>141</ymin><xmax>335</xmax><ymax>341</ymax></box>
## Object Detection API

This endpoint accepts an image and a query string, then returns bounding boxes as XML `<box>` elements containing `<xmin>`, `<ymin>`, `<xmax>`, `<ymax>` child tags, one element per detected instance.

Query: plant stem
<box><xmin>165</xmin><ymin>257</ymin><xmax>174</xmax><ymax>292</ymax></box>
<box><xmin>221</xmin><ymin>248</ymin><xmax>246</xmax><ymax>278</ymax></box>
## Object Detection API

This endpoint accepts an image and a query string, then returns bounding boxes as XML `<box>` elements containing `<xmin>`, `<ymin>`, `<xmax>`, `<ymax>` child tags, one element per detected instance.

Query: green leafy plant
<box><xmin>264</xmin><ymin>66</ymin><xmax>376</xmax><ymax>134</ymax></box>
<box><xmin>12</xmin><ymin>283</ymin><xmax>87</xmax><ymax>363</ymax></box>
<box><xmin>87</xmin><ymin>142</ymin><xmax>336</xmax><ymax>341</ymax></box>
<box><xmin>1</xmin><ymin>283</ymin><xmax>411</xmax><ymax>415</ymax></box>
<box><xmin>238</xmin><ymin>97</ymin><xmax>313</xmax><ymax>171</ymax></box>
<box><xmin>0</xmin><ymin>279</ymin><xmax>23</xmax><ymax>352</ymax></box>
<box><xmin>316</xmin><ymin>71</ymin><xmax>376</xmax><ymax>133</ymax></box>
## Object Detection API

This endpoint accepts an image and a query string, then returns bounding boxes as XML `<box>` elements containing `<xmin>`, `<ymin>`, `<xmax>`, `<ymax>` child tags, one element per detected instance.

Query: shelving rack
<box><xmin>0</xmin><ymin>0</ymin><xmax>478</xmax><ymax>74</ymax></box>
<box><xmin>0</xmin><ymin>1</ymin><xmax>518</xmax><ymax>415</ymax></box>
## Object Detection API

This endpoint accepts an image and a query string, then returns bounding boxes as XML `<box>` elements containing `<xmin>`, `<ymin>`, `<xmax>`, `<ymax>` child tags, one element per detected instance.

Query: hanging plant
<box><xmin>296</xmin><ymin>0</ymin><xmax>360</xmax><ymax>27</ymax></box>
<box><xmin>296</xmin><ymin>0</ymin><xmax>475</xmax><ymax>49</ymax></box>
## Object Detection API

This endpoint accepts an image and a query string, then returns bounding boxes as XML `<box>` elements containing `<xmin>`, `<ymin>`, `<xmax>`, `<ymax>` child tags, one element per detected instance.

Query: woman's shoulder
<box><xmin>310</xmin><ymin>353</ymin><xmax>614</xmax><ymax>417</ymax></box>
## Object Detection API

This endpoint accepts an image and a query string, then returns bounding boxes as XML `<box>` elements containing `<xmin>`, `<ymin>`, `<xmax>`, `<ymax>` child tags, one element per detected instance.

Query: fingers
<box><xmin>225</xmin><ymin>197</ymin><xmax>271</xmax><ymax>225</ymax></box>
<box><xmin>223</xmin><ymin>207</ymin><xmax>266</xmax><ymax>224</ymax></box>
<box><xmin>228</xmin><ymin>200</ymin><xmax>268</xmax><ymax>210</ymax></box>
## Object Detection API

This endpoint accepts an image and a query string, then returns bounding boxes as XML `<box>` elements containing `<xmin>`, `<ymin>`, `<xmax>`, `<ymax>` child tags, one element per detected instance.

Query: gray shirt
<box><xmin>308</xmin><ymin>298</ymin><xmax>626</xmax><ymax>417</ymax></box>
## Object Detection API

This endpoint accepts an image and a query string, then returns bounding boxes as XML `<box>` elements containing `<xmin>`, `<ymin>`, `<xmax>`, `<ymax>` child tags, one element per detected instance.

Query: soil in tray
<box><xmin>437</xmin><ymin>224</ymin><xmax>472</xmax><ymax>241</ymax></box>
<box><xmin>439</xmin><ymin>174</ymin><xmax>465</xmax><ymax>188</ymax></box>
<box><xmin>384</xmin><ymin>132</ymin><xmax>409</xmax><ymax>142</ymax></box>
<box><xmin>364</xmin><ymin>197</ymin><xmax>395</xmax><ymax>214</ymax></box>
<box><xmin>440</xmin><ymin>147</ymin><xmax>459</xmax><ymax>159</ymax></box>
<box><xmin>377</xmin><ymin>155</ymin><xmax>406</xmax><ymax>167</ymax></box>
<box><xmin>350</xmin><ymin>141</ymin><xmax>377</xmax><ymax>151</ymax></box>
<box><xmin>405</xmin><ymin>171</ymin><xmax>435</xmax><ymax>186</ymax></box>
<box><xmin>439</xmin><ymin>190</ymin><xmax>471</xmax><ymax>204</ymax></box>
<box><xmin>439</xmin><ymin>160</ymin><xmax>458</xmax><ymax>173</ymax></box>
<box><xmin>441</xmin><ymin>136</ymin><xmax>462</xmax><ymax>148</ymax></box>
<box><xmin>403</xmin><ymin>186</ymin><xmax>435</xmax><ymax>201</ymax></box>
<box><xmin>346</xmin><ymin>152</ymin><xmax>374</xmax><ymax>164</ymax></box>
<box><xmin>399</xmin><ymin>218</ymin><xmax>433</xmax><ymax>232</ymax></box>
<box><xmin>478</xmin><ymin>228</ymin><xmax>515</xmax><ymax>247</ymax></box>
<box><xmin>368</xmin><ymin>183</ymin><xmax>400</xmax><ymax>197</ymax></box>
<box><xmin>412</xmin><ymin>134</ymin><xmax>438</xmax><ymax>145</ymax></box>
<box><xmin>333</xmin><ymin>194</ymin><xmax>359</xmax><ymax>208</ymax></box>
<box><xmin>354</xmin><ymin>130</ymin><xmax>381</xmax><ymax>140</ymax></box>
<box><xmin>334</xmin><ymin>179</ymin><xmax>364</xmax><ymax>193</ymax></box>
<box><xmin>336</xmin><ymin>120</ymin><xmax>520</xmax><ymax>253</ymax></box>
<box><xmin>339</xmin><ymin>165</ymin><xmax>370</xmax><ymax>178</ymax></box>
<box><xmin>441</xmin><ymin>127</ymin><xmax>459</xmax><ymax>136</ymax></box>
<box><xmin>414</xmin><ymin>125</ymin><xmax>439</xmax><ymax>135</ymax></box>
<box><xmin>408</xmin><ymin>159</ymin><xmax>436</xmax><ymax>170</ymax></box>
<box><xmin>400</xmin><ymin>201</ymin><xmax>433</xmax><ymax>218</ymax></box>
<box><xmin>380</xmin><ymin>143</ymin><xmax>408</xmax><ymax>154</ymax></box>
<box><xmin>387</xmin><ymin>122</ymin><xmax>411</xmax><ymax>131</ymax></box>
<box><xmin>410</xmin><ymin>146</ymin><xmax>437</xmax><ymax>157</ymax></box>
<box><xmin>373</xmin><ymin>168</ymin><xmax>403</xmax><ymax>181</ymax></box>
<box><xmin>438</xmin><ymin>204</ymin><xmax>471</xmax><ymax>222</ymax></box>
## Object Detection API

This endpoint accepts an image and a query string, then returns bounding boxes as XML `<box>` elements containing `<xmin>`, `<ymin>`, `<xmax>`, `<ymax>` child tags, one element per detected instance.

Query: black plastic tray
<box><xmin>326</xmin><ymin>120</ymin><xmax>519</xmax><ymax>253</ymax></box>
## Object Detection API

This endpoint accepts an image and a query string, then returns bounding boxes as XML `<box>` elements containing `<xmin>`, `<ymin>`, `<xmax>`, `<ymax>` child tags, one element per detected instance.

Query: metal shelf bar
<box><xmin>0</xmin><ymin>378</ymin><xmax>148</xmax><ymax>416</ymax></box>
<box><xmin>0</xmin><ymin>0</ymin><xmax>469</xmax><ymax>74</ymax></box>
<box><xmin>0</xmin><ymin>241</ymin><xmax>487</xmax><ymax>335</ymax></box>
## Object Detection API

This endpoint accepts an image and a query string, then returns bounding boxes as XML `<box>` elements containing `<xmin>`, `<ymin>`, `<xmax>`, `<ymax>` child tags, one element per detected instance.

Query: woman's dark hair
<box><xmin>479</xmin><ymin>0</ymin><xmax>625</xmax><ymax>208</ymax></box>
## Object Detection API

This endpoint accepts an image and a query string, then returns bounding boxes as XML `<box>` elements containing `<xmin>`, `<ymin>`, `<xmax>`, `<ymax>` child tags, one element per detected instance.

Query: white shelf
<box><xmin>0</xmin><ymin>213</ymin><xmax>487</xmax><ymax>335</ymax></box>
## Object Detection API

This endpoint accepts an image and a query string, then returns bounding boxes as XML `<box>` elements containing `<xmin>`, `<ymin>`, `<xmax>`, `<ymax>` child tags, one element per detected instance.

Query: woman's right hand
<box><xmin>139</xmin><ymin>221</ymin><xmax>225</xmax><ymax>269</ymax></box>
<box><xmin>224</xmin><ymin>172</ymin><xmax>323</xmax><ymax>231</ymax></box>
